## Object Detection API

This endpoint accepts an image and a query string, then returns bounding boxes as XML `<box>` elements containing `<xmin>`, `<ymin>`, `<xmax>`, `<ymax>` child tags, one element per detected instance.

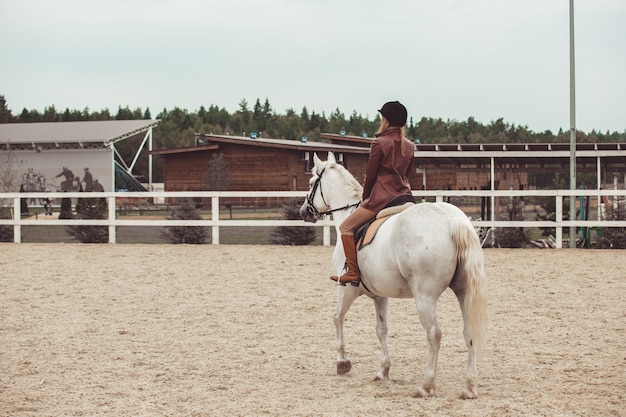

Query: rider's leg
<box><xmin>330</xmin><ymin>207</ymin><xmax>376</xmax><ymax>283</ymax></box>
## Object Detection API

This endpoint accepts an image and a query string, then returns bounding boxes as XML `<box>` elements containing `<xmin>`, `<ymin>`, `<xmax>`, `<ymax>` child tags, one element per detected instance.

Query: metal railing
<box><xmin>2</xmin><ymin>189</ymin><xmax>626</xmax><ymax>247</ymax></box>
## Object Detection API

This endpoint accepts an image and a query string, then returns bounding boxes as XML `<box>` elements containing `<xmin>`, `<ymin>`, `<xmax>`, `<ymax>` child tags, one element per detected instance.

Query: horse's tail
<box><xmin>450</xmin><ymin>217</ymin><xmax>488</xmax><ymax>351</ymax></box>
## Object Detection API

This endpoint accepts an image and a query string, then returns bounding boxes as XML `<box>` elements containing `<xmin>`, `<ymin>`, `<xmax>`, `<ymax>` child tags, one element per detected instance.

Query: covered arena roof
<box><xmin>319</xmin><ymin>132</ymin><xmax>626</xmax><ymax>167</ymax></box>
<box><xmin>0</xmin><ymin>120</ymin><xmax>159</xmax><ymax>150</ymax></box>
<box><xmin>414</xmin><ymin>142</ymin><xmax>626</xmax><ymax>168</ymax></box>
<box><xmin>0</xmin><ymin>120</ymin><xmax>160</xmax><ymax>189</ymax></box>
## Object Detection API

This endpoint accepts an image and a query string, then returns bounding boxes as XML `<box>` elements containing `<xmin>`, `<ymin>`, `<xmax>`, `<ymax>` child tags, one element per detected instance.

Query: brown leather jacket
<box><xmin>361</xmin><ymin>127</ymin><xmax>414</xmax><ymax>212</ymax></box>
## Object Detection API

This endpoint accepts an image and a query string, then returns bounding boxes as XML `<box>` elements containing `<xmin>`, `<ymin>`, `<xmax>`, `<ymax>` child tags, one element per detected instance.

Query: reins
<box><xmin>306</xmin><ymin>166</ymin><xmax>361</xmax><ymax>218</ymax></box>
<box><xmin>318</xmin><ymin>202</ymin><xmax>361</xmax><ymax>217</ymax></box>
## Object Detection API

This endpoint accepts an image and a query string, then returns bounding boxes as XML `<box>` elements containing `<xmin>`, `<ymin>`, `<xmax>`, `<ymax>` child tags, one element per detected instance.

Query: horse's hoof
<box><xmin>460</xmin><ymin>389</ymin><xmax>478</xmax><ymax>400</ymax></box>
<box><xmin>412</xmin><ymin>387</ymin><xmax>434</xmax><ymax>398</ymax></box>
<box><xmin>337</xmin><ymin>360</ymin><xmax>352</xmax><ymax>375</ymax></box>
<box><xmin>373</xmin><ymin>368</ymin><xmax>389</xmax><ymax>381</ymax></box>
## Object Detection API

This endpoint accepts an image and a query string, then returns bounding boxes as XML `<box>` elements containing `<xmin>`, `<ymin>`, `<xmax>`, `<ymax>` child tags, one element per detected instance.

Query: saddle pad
<box><xmin>376</xmin><ymin>202</ymin><xmax>414</xmax><ymax>219</ymax></box>
<box><xmin>356</xmin><ymin>202</ymin><xmax>414</xmax><ymax>250</ymax></box>
<box><xmin>357</xmin><ymin>217</ymin><xmax>390</xmax><ymax>250</ymax></box>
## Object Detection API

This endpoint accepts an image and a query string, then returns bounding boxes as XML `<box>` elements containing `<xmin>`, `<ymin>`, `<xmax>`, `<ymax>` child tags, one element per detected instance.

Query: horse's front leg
<box><xmin>373</xmin><ymin>296</ymin><xmax>391</xmax><ymax>381</ymax></box>
<box><xmin>334</xmin><ymin>285</ymin><xmax>360</xmax><ymax>375</ymax></box>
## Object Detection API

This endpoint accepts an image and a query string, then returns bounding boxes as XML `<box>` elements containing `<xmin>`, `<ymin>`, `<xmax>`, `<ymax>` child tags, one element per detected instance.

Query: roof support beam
<box><xmin>129</xmin><ymin>128</ymin><xmax>151</xmax><ymax>172</ymax></box>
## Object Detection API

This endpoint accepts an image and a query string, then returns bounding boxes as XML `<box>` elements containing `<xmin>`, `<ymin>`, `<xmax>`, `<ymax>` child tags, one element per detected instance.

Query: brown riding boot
<box><xmin>330</xmin><ymin>234</ymin><xmax>361</xmax><ymax>285</ymax></box>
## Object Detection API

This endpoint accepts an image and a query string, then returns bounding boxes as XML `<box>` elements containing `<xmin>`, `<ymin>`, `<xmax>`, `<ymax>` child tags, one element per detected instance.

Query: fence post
<box><xmin>13</xmin><ymin>197</ymin><xmax>21</xmax><ymax>243</ymax></box>
<box><xmin>211</xmin><ymin>195</ymin><xmax>219</xmax><ymax>245</ymax></box>
<box><xmin>108</xmin><ymin>196</ymin><xmax>116</xmax><ymax>244</ymax></box>
<box><xmin>556</xmin><ymin>195</ymin><xmax>563</xmax><ymax>248</ymax></box>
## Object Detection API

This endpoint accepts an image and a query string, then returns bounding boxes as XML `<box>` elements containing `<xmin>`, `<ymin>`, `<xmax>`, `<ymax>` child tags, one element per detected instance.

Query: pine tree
<box><xmin>203</xmin><ymin>153</ymin><xmax>230</xmax><ymax>191</ymax></box>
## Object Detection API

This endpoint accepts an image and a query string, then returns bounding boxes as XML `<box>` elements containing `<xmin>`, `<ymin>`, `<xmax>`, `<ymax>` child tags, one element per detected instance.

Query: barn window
<box><xmin>303</xmin><ymin>152</ymin><xmax>313</xmax><ymax>172</ymax></box>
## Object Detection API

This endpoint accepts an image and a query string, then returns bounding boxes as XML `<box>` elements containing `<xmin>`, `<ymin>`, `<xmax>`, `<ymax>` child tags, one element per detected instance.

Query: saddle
<box><xmin>354</xmin><ymin>194</ymin><xmax>415</xmax><ymax>250</ymax></box>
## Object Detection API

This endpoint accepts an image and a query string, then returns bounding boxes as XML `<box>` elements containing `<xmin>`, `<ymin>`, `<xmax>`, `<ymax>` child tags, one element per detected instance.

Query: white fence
<box><xmin>2</xmin><ymin>189</ymin><xmax>626</xmax><ymax>247</ymax></box>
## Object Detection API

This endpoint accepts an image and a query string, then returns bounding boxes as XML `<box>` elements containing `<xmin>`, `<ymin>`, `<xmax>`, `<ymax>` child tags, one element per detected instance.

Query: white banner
<box><xmin>2</xmin><ymin>149</ymin><xmax>113</xmax><ymax>194</ymax></box>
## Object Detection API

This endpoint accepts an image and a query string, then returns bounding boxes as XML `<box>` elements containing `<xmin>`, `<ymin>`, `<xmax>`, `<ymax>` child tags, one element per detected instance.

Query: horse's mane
<box><xmin>328</xmin><ymin>162</ymin><xmax>363</xmax><ymax>201</ymax></box>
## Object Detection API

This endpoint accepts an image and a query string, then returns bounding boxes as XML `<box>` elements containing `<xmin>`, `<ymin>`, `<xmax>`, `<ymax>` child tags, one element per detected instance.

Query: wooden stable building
<box><xmin>153</xmin><ymin>132</ymin><xmax>626</xmax><ymax>209</ymax></box>
<box><xmin>152</xmin><ymin>133</ymin><xmax>422</xmax><ymax>207</ymax></box>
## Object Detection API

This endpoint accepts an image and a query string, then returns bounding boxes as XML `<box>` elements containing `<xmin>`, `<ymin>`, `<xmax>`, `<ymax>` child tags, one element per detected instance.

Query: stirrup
<box><xmin>329</xmin><ymin>275</ymin><xmax>360</xmax><ymax>287</ymax></box>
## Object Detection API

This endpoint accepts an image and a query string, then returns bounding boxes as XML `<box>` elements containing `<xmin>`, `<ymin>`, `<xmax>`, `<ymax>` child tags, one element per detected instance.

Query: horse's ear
<box><xmin>313</xmin><ymin>153</ymin><xmax>323</xmax><ymax>173</ymax></box>
<box><xmin>327</xmin><ymin>152</ymin><xmax>336</xmax><ymax>164</ymax></box>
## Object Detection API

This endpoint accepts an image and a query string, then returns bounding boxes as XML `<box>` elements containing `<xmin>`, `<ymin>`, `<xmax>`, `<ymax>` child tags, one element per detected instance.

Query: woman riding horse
<box><xmin>331</xmin><ymin>100</ymin><xmax>415</xmax><ymax>284</ymax></box>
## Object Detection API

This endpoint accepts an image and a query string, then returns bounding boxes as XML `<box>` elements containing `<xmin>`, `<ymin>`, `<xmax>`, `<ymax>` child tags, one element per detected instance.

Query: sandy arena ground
<box><xmin>0</xmin><ymin>244</ymin><xmax>624</xmax><ymax>416</ymax></box>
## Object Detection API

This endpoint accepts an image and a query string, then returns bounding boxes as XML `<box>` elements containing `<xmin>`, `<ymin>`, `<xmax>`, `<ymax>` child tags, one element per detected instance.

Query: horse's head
<box><xmin>299</xmin><ymin>152</ymin><xmax>337</xmax><ymax>223</ymax></box>
<box><xmin>300</xmin><ymin>152</ymin><xmax>362</xmax><ymax>223</ymax></box>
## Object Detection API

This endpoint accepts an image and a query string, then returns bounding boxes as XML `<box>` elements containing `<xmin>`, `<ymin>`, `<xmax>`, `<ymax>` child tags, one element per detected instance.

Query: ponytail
<box><xmin>400</xmin><ymin>126</ymin><xmax>413</xmax><ymax>158</ymax></box>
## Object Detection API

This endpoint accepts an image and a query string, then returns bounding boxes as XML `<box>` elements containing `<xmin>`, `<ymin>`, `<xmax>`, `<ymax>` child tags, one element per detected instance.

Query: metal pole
<box><xmin>569</xmin><ymin>0</ymin><xmax>577</xmax><ymax>248</ymax></box>
<box><xmin>148</xmin><ymin>128</ymin><xmax>153</xmax><ymax>191</ymax></box>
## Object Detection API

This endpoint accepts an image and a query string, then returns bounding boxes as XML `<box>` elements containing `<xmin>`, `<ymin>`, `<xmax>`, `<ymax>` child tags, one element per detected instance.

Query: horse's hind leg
<box><xmin>413</xmin><ymin>296</ymin><xmax>441</xmax><ymax>398</ymax></box>
<box><xmin>373</xmin><ymin>297</ymin><xmax>391</xmax><ymax>381</ymax></box>
<box><xmin>451</xmin><ymin>285</ymin><xmax>479</xmax><ymax>399</ymax></box>
<box><xmin>334</xmin><ymin>286</ymin><xmax>360</xmax><ymax>375</ymax></box>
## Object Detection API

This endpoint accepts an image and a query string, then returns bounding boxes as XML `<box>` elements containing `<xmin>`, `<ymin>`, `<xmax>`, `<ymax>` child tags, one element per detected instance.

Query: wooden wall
<box><xmin>161</xmin><ymin>144</ymin><xmax>375</xmax><ymax>207</ymax></box>
<box><xmin>415</xmin><ymin>164</ymin><xmax>528</xmax><ymax>191</ymax></box>
<box><xmin>159</xmin><ymin>145</ymin><xmax>512</xmax><ymax>208</ymax></box>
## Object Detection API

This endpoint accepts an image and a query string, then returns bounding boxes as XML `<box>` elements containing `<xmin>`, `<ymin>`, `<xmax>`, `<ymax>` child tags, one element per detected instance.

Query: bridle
<box><xmin>305</xmin><ymin>166</ymin><xmax>360</xmax><ymax>218</ymax></box>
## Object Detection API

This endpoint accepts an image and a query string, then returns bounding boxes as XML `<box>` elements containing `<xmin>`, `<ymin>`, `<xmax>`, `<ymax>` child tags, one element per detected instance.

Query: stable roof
<box><xmin>152</xmin><ymin>133</ymin><xmax>371</xmax><ymax>156</ymax></box>
<box><xmin>319</xmin><ymin>132</ymin><xmax>373</xmax><ymax>148</ymax></box>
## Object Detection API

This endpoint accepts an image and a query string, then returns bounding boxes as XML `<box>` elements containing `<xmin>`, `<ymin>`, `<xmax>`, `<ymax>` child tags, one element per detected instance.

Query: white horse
<box><xmin>300</xmin><ymin>152</ymin><xmax>487</xmax><ymax>399</ymax></box>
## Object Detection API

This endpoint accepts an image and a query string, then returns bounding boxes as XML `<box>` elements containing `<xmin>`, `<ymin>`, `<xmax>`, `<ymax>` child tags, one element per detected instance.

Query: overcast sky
<box><xmin>1</xmin><ymin>0</ymin><xmax>624</xmax><ymax>134</ymax></box>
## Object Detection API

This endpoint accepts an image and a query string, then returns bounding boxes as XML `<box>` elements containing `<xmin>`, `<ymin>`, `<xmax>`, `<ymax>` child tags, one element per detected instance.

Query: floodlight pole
<box><xmin>569</xmin><ymin>0</ymin><xmax>577</xmax><ymax>249</ymax></box>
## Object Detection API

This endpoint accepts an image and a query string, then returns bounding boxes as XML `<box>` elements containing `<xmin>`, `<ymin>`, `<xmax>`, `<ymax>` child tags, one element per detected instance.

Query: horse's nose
<box><xmin>299</xmin><ymin>203</ymin><xmax>317</xmax><ymax>223</ymax></box>
<box><xmin>299</xmin><ymin>204</ymin><xmax>309</xmax><ymax>220</ymax></box>
<box><xmin>299</xmin><ymin>203</ymin><xmax>308</xmax><ymax>219</ymax></box>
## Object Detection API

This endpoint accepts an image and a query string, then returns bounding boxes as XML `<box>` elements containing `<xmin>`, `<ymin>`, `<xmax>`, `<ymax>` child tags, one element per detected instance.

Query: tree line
<box><xmin>2</xmin><ymin>94</ymin><xmax>624</xmax><ymax>144</ymax></box>
<box><xmin>2</xmin><ymin>94</ymin><xmax>625</xmax><ymax>182</ymax></box>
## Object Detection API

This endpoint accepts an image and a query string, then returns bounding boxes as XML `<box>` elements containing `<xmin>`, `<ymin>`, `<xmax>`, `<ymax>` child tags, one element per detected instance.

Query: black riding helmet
<box><xmin>378</xmin><ymin>101</ymin><xmax>407</xmax><ymax>127</ymax></box>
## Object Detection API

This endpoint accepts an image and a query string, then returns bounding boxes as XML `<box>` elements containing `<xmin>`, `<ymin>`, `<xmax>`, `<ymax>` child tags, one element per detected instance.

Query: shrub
<box><xmin>495</xmin><ymin>196</ymin><xmax>528</xmax><ymax>248</ymax></box>
<box><xmin>59</xmin><ymin>196</ymin><xmax>73</xmax><ymax>219</ymax></box>
<box><xmin>270</xmin><ymin>198</ymin><xmax>316</xmax><ymax>245</ymax></box>
<box><xmin>66</xmin><ymin>197</ymin><xmax>108</xmax><ymax>243</ymax></box>
<box><xmin>0</xmin><ymin>207</ymin><xmax>12</xmax><ymax>242</ymax></box>
<box><xmin>598</xmin><ymin>199</ymin><xmax>626</xmax><ymax>248</ymax></box>
<box><xmin>161</xmin><ymin>198</ymin><xmax>208</xmax><ymax>244</ymax></box>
